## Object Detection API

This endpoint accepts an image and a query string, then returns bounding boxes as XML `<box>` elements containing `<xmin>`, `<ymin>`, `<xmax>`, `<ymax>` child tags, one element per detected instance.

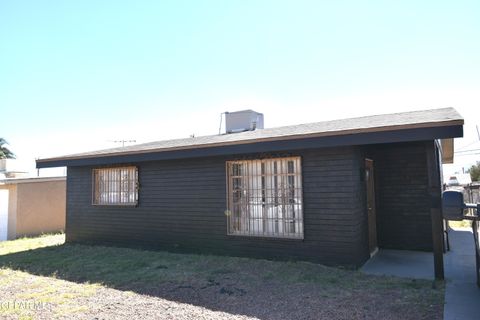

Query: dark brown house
<box><xmin>37</xmin><ymin>108</ymin><xmax>464</xmax><ymax>279</ymax></box>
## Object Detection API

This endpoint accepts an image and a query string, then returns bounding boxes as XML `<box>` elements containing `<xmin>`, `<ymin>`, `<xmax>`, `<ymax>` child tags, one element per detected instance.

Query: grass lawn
<box><xmin>0</xmin><ymin>234</ymin><xmax>444</xmax><ymax>320</ymax></box>
<box><xmin>448</xmin><ymin>220</ymin><xmax>472</xmax><ymax>229</ymax></box>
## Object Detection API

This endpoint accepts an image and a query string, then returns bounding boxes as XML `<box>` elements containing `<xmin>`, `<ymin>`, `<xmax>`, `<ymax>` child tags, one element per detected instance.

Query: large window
<box><xmin>226</xmin><ymin>157</ymin><xmax>303</xmax><ymax>239</ymax></box>
<box><xmin>92</xmin><ymin>167</ymin><xmax>138</xmax><ymax>205</ymax></box>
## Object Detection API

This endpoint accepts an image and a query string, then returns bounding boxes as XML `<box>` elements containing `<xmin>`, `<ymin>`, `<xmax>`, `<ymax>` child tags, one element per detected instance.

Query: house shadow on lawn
<box><xmin>0</xmin><ymin>242</ymin><xmax>443</xmax><ymax>320</ymax></box>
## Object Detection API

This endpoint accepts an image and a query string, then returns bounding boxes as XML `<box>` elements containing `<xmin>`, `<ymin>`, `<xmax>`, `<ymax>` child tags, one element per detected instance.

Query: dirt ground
<box><xmin>0</xmin><ymin>234</ymin><xmax>444</xmax><ymax>320</ymax></box>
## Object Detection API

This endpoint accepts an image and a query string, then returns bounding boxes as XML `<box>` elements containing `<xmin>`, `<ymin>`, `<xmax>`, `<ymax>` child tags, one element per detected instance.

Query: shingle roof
<box><xmin>38</xmin><ymin>107</ymin><xmax>463</xmax><ymax>163</ymax></box>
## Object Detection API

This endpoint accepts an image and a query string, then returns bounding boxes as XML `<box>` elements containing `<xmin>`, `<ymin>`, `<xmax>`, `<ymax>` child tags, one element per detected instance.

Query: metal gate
<box><xmin>443</xmin><ymin>189</ymin><xmax>480</xmax><ymax>287</ymax></box>
<box><xmin>472</xmin><ymin>218</ymin><xmax>480</xmax><ymax>287</ymax></box>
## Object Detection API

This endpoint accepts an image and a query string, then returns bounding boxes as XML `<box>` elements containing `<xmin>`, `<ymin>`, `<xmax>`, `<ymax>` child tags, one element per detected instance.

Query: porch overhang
<box><xmin>440</xmin><ymin>138</ymin><xmax>455</xmax><ymax>164</ymax></box>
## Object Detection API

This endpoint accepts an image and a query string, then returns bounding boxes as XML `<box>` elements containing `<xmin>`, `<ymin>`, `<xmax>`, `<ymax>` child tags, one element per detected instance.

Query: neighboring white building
<box><xmin>0</xmin><ymin>159</ymin><xmax>28</xmax><ymax>179</ymax></box>
<box><xmin>1</xmin><ymin>159</ymin><xmax>30</xmax><ymax>240</ymax></box>
<box><xmin>444</xmin><ymin>173</ymin><xmax>472</xmax><ymax>187</ymax></box>
<box><xmin>0</xmin><ymin>176</ymin><xmax>66</xmax><ymax>241</ymax></box>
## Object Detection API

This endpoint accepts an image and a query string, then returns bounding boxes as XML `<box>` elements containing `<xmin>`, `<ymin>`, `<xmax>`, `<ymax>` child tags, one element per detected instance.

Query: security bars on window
<box><xmin>93</xmin><ymin>167</ymin><xmax>138</xmax><ymax>205</ymax></box>
<box><xmin>226</xmin><ymin>157</ymin><xmax>303</xmax><ymax>239</ymax></box>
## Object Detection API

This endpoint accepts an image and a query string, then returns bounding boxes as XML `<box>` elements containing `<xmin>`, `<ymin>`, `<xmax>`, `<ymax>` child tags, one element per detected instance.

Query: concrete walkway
<box><xmin>361</xmin><ymin>249</ymin><xmax>434</xmax><ymax>280</ymax></box>
<box><xmin>443</xmin><ymin>227</ymin><xmax>480</xmax><ymax>320</ymax></box>
<box><xmin>361</xmin><ymin>228</ymin><xmax>480</xmax><ymax>320</ymax></box>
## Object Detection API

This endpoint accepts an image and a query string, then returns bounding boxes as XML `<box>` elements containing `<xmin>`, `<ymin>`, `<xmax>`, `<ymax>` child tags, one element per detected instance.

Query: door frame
<box><xmin>365</xmin><ymin>159</ymin><xmax>378</xmax><ymax>257</ymax></box>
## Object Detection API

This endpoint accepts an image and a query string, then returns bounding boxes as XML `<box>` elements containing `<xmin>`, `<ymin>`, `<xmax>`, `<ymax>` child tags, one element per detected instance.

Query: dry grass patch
<box><xmin>448</xmin><ymin>220</ymin><xmax>472</xmax><ymax>229</ymax></box>
<box><xmin>0</xmin><ymin>234</ymin><xmax>444</xmax><ymax>320</ymax></box>
<box><xmin>0</xmin><ymin>234</ymin><xmax>64</xmax><ymax>256</ymax></box>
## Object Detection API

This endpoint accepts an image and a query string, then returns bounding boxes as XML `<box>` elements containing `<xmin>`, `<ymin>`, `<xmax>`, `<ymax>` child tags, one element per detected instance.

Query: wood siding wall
<box><xmin>366</xmin><ymin>141</ymin><xmax>433</xmax><ymax>251</ymax></box>
<box><xmin>66</xmin><ymin>146</ymin><xmax>370</xmax><ymax>267</ymax></box>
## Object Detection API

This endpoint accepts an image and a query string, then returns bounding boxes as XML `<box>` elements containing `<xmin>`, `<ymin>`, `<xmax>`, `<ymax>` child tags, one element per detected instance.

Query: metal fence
<box><xmin>463</xmin><ymin>185</ymin><xmax>480</xmax><ymax>287</ymax></box>
<box><xmin>464</xmin><ymin>185</ymin><xmax>480</xmax><ymax>204</ymax></box>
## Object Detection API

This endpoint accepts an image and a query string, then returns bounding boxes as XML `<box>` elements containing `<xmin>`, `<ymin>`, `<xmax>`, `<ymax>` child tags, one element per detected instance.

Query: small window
<box><xmin>92</xmin><ymin>167</ymin><xmax>138</xmax><ymax>205</ymax></box>
<box><xmin>226</xmin><ymin>157</ymin><xmax>303</xmax><ymax>239</ymax></box>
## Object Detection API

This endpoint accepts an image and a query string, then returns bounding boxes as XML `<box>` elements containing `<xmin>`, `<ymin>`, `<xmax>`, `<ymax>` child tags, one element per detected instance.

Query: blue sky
<box><xmin>1</xmin><ymin>1</ymin><xmax>479</xmax><ymax>176</ymax></box>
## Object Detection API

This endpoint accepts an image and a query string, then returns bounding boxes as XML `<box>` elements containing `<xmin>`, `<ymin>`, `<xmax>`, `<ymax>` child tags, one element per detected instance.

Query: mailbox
<box><xmin>442</xmin><ymin>190</ymin><xmax>465</xmax><ymax>221</ymax></box>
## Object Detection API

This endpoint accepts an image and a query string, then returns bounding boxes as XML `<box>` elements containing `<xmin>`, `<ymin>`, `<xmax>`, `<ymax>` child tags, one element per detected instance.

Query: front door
<box><xmin>365</xmin><ymin>159</ymin><xmax>378</xmax><ymax>256</ymax></box>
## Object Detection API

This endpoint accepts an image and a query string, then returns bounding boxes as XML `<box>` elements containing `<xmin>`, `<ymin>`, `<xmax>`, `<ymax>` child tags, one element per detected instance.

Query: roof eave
<box><xmin>36</xmin><ymin>123</ymin><xmax>464</xmax><ymax>168</ymax></box>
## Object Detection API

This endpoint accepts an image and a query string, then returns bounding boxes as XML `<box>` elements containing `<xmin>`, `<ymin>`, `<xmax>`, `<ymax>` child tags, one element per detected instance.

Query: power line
<box><xmin>455</xmin><ymin>152</ymin><xmax>480</xmax><ymax>156</ymax></box>
<box><xmin>456</xmin><ymin>140</ymin><xmax>480</xmax><ymax>151</ymax></box>
<box><xmin>456</xmin><ymin>124</ymin><xmax>480</xmax><ymax>152</ymax></box>
<box><xmin>455</xmin><ymin>148</ymin><xmax>480</xmax><ymax>154</ymax></box>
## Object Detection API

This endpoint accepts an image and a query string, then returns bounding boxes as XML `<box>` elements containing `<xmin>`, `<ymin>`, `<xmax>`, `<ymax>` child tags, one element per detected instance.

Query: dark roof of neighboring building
<box><xmin>37</xmin><ymin>107</ymin><xmax>464</xmax><ymax>168</ymax></box>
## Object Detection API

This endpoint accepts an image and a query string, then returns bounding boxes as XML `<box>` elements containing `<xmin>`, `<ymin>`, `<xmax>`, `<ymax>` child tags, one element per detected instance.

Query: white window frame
<box><xmin>226</xmin><ymin>157</ymin><xmax>304</xmax><ymax>239</ymax></box>
<box><xmin>92</xmin><ymin>167</ymin><xmax>138</xmax><ymax>206</ymax></box>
